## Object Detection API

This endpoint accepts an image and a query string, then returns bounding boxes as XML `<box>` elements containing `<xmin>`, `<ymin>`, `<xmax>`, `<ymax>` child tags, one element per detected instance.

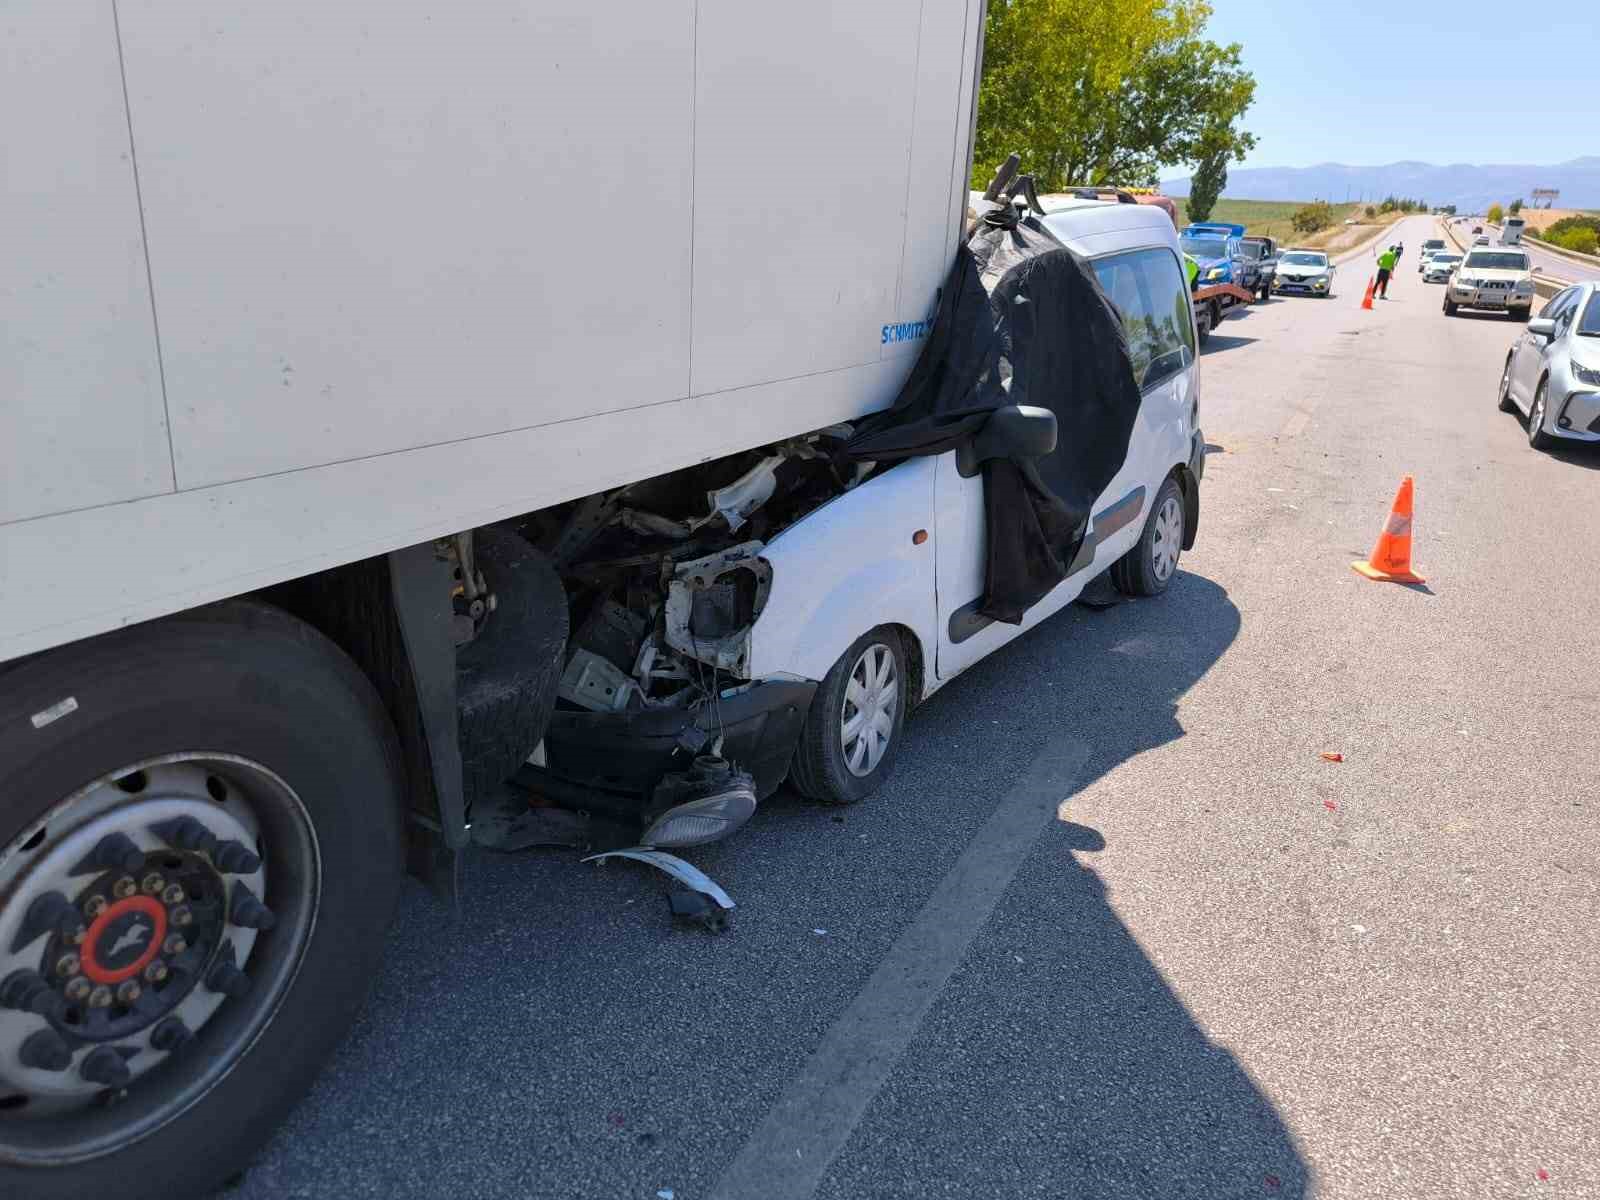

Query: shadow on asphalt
<box><xmin>227</xmin><ymin>572</ymin><xmax>1308</xmax><ymax>1200</ymax></box>
<box><xmin>1543</xmin><ymin>441</ymin><xmax>1600</xmax><ymax>471</ymax></box>
<box><xmin>1201</xmin><ymin>332</ymin><xmax>1259</xmax><ymax>354</ymax></box>
<box><xmin>785</xmin><ymin>571</ymin><xmax>1309</xmax><ymax>1199</ymax></box>
<box><xmin>1445</xmin><ymin>310</ymin><xmax>1531</xmax><ymax>323</ymax></box>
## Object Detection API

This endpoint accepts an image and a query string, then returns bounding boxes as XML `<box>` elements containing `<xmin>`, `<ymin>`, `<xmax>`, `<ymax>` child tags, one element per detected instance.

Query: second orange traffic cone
<box><xmin>1352</xmin><ymin>476</ymin><xmax>1424</xmax><ymax>584</ymax></box>
<box><xmin>1360</xmin><ymin>276</ymin><xmax>1375</xmax><ymax>310</ymax></box>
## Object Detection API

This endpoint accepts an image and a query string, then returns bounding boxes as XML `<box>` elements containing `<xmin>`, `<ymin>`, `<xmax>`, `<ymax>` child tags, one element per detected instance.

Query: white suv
<box><xmin>1444</xmin><ymin>247</ymin><xmax>1535</xmax><ymax>320</ymax></box>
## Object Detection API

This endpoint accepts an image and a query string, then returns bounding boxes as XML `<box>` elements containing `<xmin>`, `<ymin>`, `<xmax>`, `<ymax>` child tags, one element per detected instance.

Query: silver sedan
<box><xmin>1497</xmin><ymin>281</ymin><xmax>1600</xmax><ymax>450</ymax></box>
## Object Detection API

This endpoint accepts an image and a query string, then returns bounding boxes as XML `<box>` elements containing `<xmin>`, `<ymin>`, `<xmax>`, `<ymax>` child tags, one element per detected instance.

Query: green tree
<box><xmin>1487</xmin><ymin>203</ymin><xmax>1504</xmax><ymax>224</ymax></box>
<box><xmin>1185</xmin><ymin>140</ymin><xmax>1228</xmax><ymax>222</ymax></box>
<box><xmin>1509</xmin><ymin>197</ymin><xmax>1524</xmax><ymax>215</ymax></box>
<box><xmin>973</xmin><ymin>0</ymin><xmax>1256</xmax><ymax>191</ymax></box>
<box><xmin>1556</xmin><ymin>227</ymin><xmax>1598</xmax><ymax>256</ymax></box>
<box><xmin>1364</xmin><ymin>204</ymin><xmax>1376</xmax><ymax>219</ymax></box>
<box><xmin>1291</xmin><ymin>201</ymin><xmax>1334</xmax><ymax>233</ymax></box>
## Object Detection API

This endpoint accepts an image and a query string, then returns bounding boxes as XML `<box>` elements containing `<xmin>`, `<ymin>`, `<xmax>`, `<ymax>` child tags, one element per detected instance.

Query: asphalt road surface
<box><xmin>228</xmin><ymin>214</ymin><xmax>1598</xmax><ymax>1200</ymax></box>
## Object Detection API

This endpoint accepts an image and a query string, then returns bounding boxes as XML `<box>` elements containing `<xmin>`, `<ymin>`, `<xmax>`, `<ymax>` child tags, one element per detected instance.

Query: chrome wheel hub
<box><xmin>1151</xmin><ymin>495</ymin><xmax>1183</xmax><ymax>583</ymax></box>
<box><xmin>841</xmin><ymin>643</ymin><xmax>898</xmax><ymax>778</ymax></box>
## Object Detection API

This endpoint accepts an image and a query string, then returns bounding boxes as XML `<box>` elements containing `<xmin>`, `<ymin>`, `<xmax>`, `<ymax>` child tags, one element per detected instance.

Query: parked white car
<box><xmin>1444</xmin><ymin>247</ymin><xmax>1535</xmax><ymax>320</ymax></box>
<box><xmin>1417</xmin><ymin>238</ymin><xmax>1447</xmax><ymax>270</ymax></box>
<box><xmin>1497</xmin><ymin>282</ymin><xmax>1600</xmax><ymax>450</ymax></box>
<box><xmin>744</xmin><ymin>199</ymin><xmax>1206</xmax><ymax>800</ymax></box>
<box><xmin>1273</xmin><ymin>250</ymin><xmax>1335</xmax><ymax>297</ymax></box>
<box><xmin>1422</xmin><ymin>252</ymin><xmax>1462</xmax><ymax>282</ymax></box>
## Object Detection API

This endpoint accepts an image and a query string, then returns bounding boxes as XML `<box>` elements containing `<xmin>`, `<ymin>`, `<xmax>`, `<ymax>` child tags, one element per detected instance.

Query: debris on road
<box><xmin>668</xmin><ymin>888</ymin><xmax>731</xmax><ymax>935</ymax></box>
<box><xmin>1319</xmin><ymin>751</ymin><xmax>1344</xmax><ymax>763</ymax></box>
<box><xmin>582</xmin><ymin>848</ymin><xmax>735</xmax><ymax>926</ymax></box>
<box><xmin>1323</xmin><ymin>800</ymin><xmax>1338</xmax><ymax>812</ymax></box>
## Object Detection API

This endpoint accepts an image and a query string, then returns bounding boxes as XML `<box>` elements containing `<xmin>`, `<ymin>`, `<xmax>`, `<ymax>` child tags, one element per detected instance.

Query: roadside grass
<box><xmin>1173</xmin><ymin>198</ymin><xmax>1363</xmax><ymax>243</ymax></box>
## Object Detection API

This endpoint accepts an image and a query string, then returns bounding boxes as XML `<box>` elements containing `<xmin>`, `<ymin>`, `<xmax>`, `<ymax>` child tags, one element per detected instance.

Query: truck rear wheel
<box><xmin>0</xmin><ymin>601</ymin><xmax>404</xmax><ymax>1200</ymax></box>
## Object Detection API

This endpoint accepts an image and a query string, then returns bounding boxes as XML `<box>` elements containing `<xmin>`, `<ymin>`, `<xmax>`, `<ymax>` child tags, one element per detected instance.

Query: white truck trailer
<box><xmin>0</xmin><ymin>4</ymin><xmax>987</xmax><ymax>1194</ymax></box>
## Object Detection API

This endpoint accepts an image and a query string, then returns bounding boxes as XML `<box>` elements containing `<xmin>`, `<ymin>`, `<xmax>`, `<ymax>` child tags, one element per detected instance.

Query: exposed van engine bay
<box><xmin>494</xmin><ymin>425</ymin><xmax>880</xmax><ymax>849</ymax></box>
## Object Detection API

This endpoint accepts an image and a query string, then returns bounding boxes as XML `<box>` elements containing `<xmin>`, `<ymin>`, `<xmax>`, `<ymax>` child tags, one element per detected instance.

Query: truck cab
<box><xmin>1238</xmin><ymin>235</ymin><xmax>1279</xmax><ymax>300</ymax></box>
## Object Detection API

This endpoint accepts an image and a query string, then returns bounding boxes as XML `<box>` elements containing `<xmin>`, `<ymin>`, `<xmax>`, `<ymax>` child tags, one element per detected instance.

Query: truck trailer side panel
<box><xmin>0</xmin><ymin>4</ymin><xmax>172</xmax><ymax>525</ymax></box>
<box><xmin>0</xmin><ymin>1</ymin><xmax>984</xmax><ymax>665</ymax></box>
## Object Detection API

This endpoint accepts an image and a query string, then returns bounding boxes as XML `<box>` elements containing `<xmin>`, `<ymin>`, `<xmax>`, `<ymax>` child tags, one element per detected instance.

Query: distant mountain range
<box><xmin>1160</xmin><ymin>157</ymin><xmax>1600</xmax><ymax>212</ymax></box>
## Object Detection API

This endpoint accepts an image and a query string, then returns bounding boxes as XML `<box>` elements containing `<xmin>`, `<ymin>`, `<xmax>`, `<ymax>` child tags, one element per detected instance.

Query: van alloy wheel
<box><xmin>0</xmin><ymin>755</ymin><xmax>317</xmax><ymax>1164</ymax></box>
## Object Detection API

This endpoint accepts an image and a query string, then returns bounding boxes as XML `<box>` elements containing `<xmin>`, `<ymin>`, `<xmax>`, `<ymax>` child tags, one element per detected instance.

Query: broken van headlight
<box><xmin>663</xmin><ymin>542</ymin><xmax>773</xmax><ymax>678</ymax></box>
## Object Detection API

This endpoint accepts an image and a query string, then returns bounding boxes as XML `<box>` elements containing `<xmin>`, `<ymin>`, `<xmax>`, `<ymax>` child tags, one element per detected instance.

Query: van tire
<box><xmin>0</xmin><ymin>601</ymin><xmax>404</xmax><ymax>1200</ymax></box>
<box><xmin>456</xmin><ymin>528</ymin><xmax>569</xmax><ymax>807</ymax></box>
<box><xmin>789</xmin><ymin>626</ymin><xmax>907</xmax><ymax>806</ymax></box>
<box><xmin>1111</xmin><ymin>476</ymin><xmax>1185</xmax><ymax>597</ymax></box>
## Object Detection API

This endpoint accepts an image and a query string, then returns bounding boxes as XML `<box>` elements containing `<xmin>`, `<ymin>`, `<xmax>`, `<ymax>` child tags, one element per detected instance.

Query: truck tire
<box><xmin>789</xmin><ymin>626</ymin><xmax>907</xmax><ymax>806</ymax></box>
<box><xmin>1444</xmin><ymin>298</ymin><xmax>1458</xmax><ymax>316</ymax></box>
<box><xmin>0</xmin><ymin>601</ymin><xmax>404</xmax><ymax>1200</ymax></box>
<box><xmin>1111</xmin><ymin>475</ymin><xmax>1185</xmax><ymax>597</ymax></box>
<box><xmin>456</xmin><ymin>528</ymin><xmax>568</xmax><ymax>808</ymax></box>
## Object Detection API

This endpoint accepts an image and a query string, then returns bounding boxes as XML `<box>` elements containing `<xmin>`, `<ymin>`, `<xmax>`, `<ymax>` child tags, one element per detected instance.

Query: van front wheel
<box><xmin>790</xmin><ymin>627</ymin><xmax>907</xmax><ymax>806</ymax></box>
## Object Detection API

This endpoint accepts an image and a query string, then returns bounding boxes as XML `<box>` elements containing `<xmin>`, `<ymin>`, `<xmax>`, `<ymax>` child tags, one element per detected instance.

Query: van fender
<box><xmin>747</xmin><ymin>460</ymin><xmax>937</xmax><ymax>693</ymax></box>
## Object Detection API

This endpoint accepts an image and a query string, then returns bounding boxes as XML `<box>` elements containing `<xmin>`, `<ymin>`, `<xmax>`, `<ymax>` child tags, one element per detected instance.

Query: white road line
<box><xmin>707</xmin><ymin>734</ymin><xmax>1090</xmax><ymax>1200</ymax></box>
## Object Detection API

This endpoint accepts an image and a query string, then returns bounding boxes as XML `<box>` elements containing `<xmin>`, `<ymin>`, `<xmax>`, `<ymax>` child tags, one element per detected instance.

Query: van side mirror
<box><xmin>1527</xmin><ymin>317</ymin><xmax>1556</xmax><ymax>339</ymax></box>
<box><xmin>956</xmin><ymin>405</ymin><xmax>1058</xmax><ymax>477</ymax></box>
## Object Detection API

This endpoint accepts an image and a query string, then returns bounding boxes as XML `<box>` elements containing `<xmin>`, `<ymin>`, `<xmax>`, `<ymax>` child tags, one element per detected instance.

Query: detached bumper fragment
<box><xmin>526</xmin><ymin>678</ymin><xmax>817</xmax><ymax>845</ymax></box>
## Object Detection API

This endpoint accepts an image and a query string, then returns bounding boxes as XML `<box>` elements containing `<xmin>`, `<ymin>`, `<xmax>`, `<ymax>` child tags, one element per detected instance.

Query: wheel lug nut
<box><xmin>140</xmin><ymin>872</ymin><xmax>166</xmax><ymax>896</ymax></box>
<box><xmin>116</xmin><ymin>980</ymin><xmax>142</xmax><ymax>1005</ymax></box>
<box><xmin>64</xmin><ymin>976</ymin><xmax>92</xmax><ymax>1002</ymax></box>
<box><xmin>74</xmin><ymin>832</ymin><xmax>146</xmax><ymax>876</ymax></box>
<box><xmin>144</xmin><ymin>960</ymin><xmax>169</xmax><ymax>985</ymax></box>
<box><xmin>80</xmin><ymin>1046</ymin><xmax>132</xmax><ymax>1088</ymax></box>
<box><xmin>112</xmin><ymin>876</ymin><xmax>137</xmax><ymax>900</ymax></box>
<box><xmin>162</xmin><ymin>883</ymin><xmax>186</xmax><ymax>905</ymax></box>
<box><xmin>229</xmin><ymin>885</ymin><xmax>277</xmax><ymax>931</ymax></box>
<box><xmin>170</xmin><ymin>905</ymin><xmax>193</xmax><ymax>928</ymax></box>
<box><xmin>83</xmin><ymin>894</ymin><xmax>108</xmax><ymax>920</ymax></box>
<box><xmin>163</xmin><ymin>934</ymin><xmax>188</xmax><ymax>956</ymax></box>
<box><xmin>19</xmin><ymin>1029</ymin><xmax>74</xmax><ymax>1073</ymax></box>
<box><xmin>149</xmin><ymin>816</ymin><xmax>216</xmax><ymax>854</ymax></box>
<box><xmin>206</xmin><ymin>942</ymin><xmax>251</xmax><ymax>999</ymax></box>
<box><xmin>1</xmin><ymin>968</ymin><xmax>67</xmax><ymax>1022</ymax></box>
<box><xmin>212</xmin><ymin>840</ymin><xmax>261</xmax><ymax>875</ymax></box>
<box><xmin>150</xmin><ymin>1016</ymin><xmax>192</xmax><ymax>1052</ymax></box>
<box><xmin>55</xmin><ymin>952</ymin><xmax>81</xmax><ymax>978</ymax></box>
<box><xmin>88</xmin><ymin>985</ymin><xmax>113</xmax><ymax>1009</ymax></box>
<box><xmin>10</xmin><ymin>891</ymin><xmax>81</xmax><ymax>953</ymax></box>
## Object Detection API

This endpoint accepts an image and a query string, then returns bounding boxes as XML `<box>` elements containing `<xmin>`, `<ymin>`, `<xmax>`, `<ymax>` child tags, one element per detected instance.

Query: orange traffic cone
<box><xmin>1360</xmin><ymin>276</ymin><xmax>1375</xmax><ymax>310</ymax></box>
<box><xmin>1352</xmin><ymin>476</ymin><xmax>1424</xmax><ymax>584</ymax></box>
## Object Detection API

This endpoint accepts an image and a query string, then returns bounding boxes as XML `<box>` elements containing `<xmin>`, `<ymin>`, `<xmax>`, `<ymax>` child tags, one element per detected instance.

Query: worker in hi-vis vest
<box><xmin>1376</xmin><ymin>245</ymin><xmax>1398</xmax><ymax>299</ymax></box>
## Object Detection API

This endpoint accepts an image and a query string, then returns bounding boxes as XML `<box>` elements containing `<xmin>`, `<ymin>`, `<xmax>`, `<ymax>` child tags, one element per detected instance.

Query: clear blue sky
<box><xmin>1202</xmin><ymin>0</ymin><xmax>1599</xmax><ymax>168</ymax></box>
